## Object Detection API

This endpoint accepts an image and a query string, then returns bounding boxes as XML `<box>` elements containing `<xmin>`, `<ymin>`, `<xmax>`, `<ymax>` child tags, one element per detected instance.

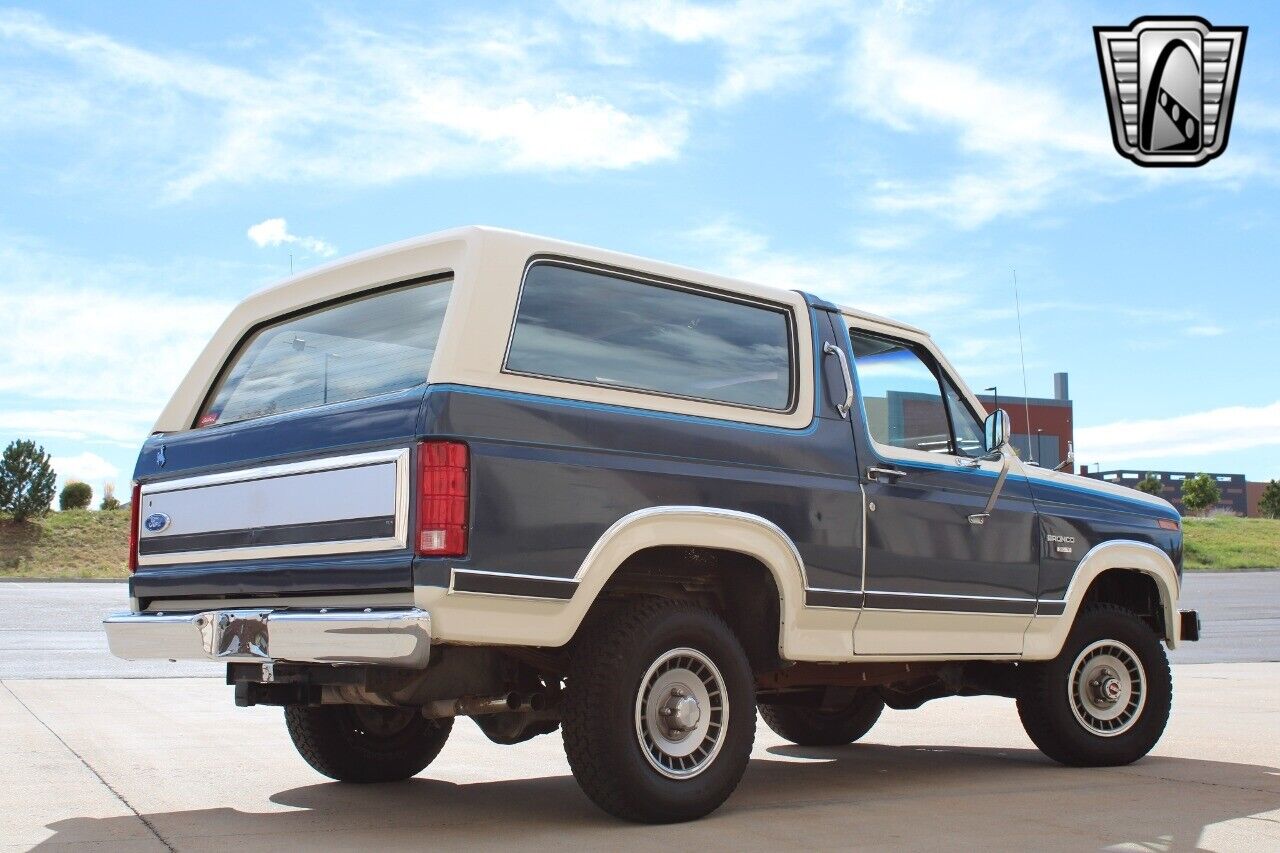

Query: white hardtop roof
<box><xmin>245</xmin><ymin>225</ymin><xmax>928</xmax><ymax>337</ymax></box>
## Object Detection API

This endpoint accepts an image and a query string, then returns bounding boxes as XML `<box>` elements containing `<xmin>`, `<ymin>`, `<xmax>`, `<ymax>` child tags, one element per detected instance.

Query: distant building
<box><xmin>1083</xmin><ymin>469</ymin><xmax>1248</xmax><ymax>516</ymax></box>
<box><xmin>976</xmin><ymin>371</ymin><xmax>1073</xmax><ymax>469</ymax></box>
<box><xmin>1246</xmin><ymin>480</ymin><xmax>1274</xmax><ymax>518</ymax></box>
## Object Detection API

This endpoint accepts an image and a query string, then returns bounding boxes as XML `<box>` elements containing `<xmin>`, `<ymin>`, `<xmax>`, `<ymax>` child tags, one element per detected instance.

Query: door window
<box><xmin>943</xmin><ymin>376</ymin><xmax>985</xmax><ymax>458</ymax></box>
<box><xmin>848</xmin><ymin>329</ymin><xmax>982</xmax><ymax>457</ymax></box>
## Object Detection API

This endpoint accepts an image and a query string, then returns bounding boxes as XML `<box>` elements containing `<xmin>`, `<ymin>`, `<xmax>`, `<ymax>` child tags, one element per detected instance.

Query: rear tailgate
<box><xmin>129</xmin><ymin>387</ymin><xmax>423</xmax><ymax>607</ymax></box>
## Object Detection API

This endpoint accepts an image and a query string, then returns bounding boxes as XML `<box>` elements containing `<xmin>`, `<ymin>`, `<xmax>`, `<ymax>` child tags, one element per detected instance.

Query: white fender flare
<box><xmin>1024</xmin><ymin>540</ymin><xmax>1183</xmax><ymax>660</ymax></box>
<box><xmin>560</xmin><ymin>506</ymin><xmax>808</xmax><ymax>656</ymax></box>
<box><xmin>418</xmin><ymin>506</ymin><xmax>820</xmax><ymax>653</ymax></box>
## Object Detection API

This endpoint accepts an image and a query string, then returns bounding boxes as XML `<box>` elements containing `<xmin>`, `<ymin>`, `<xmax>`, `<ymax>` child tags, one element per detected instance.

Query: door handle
<box><xmin>867</xmin><ymin>466</ymin><xmax>907</xmax><ymax>482</ymax></box>
<box><xmin>823</xmin><ymin>341</ymin><xmax>854</xmax><ymax>419</ymax></box>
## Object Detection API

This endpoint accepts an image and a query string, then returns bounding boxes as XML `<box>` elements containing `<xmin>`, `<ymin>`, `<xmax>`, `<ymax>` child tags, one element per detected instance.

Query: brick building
<box><xmin>976</xmin><ymin>372</ymin><xmax>1073</xmax><ymax>469</ymax></box>
<box><xmin>1083</xmin><ymin>470</ymin><xmax>1248</xmax><ymax>515</ymax></box>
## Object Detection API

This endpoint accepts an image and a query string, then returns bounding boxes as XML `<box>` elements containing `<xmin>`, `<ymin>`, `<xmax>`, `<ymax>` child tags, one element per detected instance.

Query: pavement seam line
<box><xmin>0</xmin><ymin>679</ymin><xmax>177</xmax><ymax>852</ymax></box>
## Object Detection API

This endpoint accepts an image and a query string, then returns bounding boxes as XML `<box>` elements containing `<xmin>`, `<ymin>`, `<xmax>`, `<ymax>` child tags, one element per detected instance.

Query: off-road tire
<box><xmin>285</xmin><ymin>704</ymin><xmax>453</xmax><ymax>782</ymax></box>
<box><xmin>561</xmin><ymin>597</ymin><xmax>755</xmax><ymax>823</ymax></box>
<box><xmin>1017</xmin><ymin>603</ymin><xmax>1171</xmax><ymax>767</ymax></box>
<box><xmin>759</xmin><ymin>689</ymin><xmax>885</xmax><ymax>746</ymax></box>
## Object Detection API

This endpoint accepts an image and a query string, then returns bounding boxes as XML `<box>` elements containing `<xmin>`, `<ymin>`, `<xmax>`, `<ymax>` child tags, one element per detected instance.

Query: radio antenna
<box><xmin>1012</xmin><ymin>269</ymin><xmax>1035</xmax><ymax>463</ymax></box>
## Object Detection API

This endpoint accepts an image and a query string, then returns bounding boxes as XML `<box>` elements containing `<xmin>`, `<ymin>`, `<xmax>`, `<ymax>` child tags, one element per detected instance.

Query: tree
<box><xmin>59</xmin><ymin>480</ymin><xmax>93</xmax><ymax>511</ymax></box>
<box><xmin>100</xmin><ymin>481</ymin><xmax>121</xmax><ymax>511</ymax></box>
<box><xmin>1136</xmin><ymin>473</ymin><xmax>1163</xmax><ymax>496</ymax></box>
<box><xmin>1181</xmin><ymin>473</ymin><xmax>1221</xmax><ymax>517</ymax></box>
<box><xmin>1260</xmin><ymin>480</ymin><xmax>1280</xmax><ymax>520</ymax></box>
<box><xmin>0</xmin><ymin>439</ymin><xmax>57</xmax><ymax>521</ymax></box>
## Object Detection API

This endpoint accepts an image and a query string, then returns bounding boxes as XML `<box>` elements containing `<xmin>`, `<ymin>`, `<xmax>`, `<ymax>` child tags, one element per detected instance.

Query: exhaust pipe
<box><xmin>421</xmin><ymin>691</ymin><xmax>546</xmax><ymax>719</ymax></box>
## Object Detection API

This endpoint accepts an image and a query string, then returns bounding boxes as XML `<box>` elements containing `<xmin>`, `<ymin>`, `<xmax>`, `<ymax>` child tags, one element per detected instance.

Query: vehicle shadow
<box><xmin>35</xmin><ymin>744</ymin><xmax>1280</xmax><ymax>850</ymax></box>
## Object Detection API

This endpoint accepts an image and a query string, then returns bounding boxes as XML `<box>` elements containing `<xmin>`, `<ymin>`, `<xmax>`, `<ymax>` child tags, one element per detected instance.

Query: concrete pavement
<box><xmin>2</xmin><ymin>665</ymin><xmax>1277</xmax><ymax>850</ymax></box>
<box><xmin>1</xmin><ymin>573</ymin><xmax>1277</xmax><ymax>849</ymax></box>
<box><xmin>2</xmin><ymin>571</ymin><xmax>1275</xmax><ymax>679</ymax></box>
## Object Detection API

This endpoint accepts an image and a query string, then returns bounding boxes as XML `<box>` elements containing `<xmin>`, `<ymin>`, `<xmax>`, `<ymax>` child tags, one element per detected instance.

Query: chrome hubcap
<box><xmin>1069</xmin><ymin>640</ymin><xmax>1146</xmax><ymax>736</ymax></box>
<box><xmin>636</xmin><ymin>648</ymin><xmax>728</xmax><ymax>779</ymax></box>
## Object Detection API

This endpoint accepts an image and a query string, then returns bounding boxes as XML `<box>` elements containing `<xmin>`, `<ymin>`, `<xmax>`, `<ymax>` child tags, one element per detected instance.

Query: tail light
<box><xmin>127</xmin><ymin>482</ymin><xmax>141</xmax><ymax>573</ymax></box>
<box><xmin>416</xmin><ymin>441</ymin><xmax>469</xmax><ymax>557</ymax></box>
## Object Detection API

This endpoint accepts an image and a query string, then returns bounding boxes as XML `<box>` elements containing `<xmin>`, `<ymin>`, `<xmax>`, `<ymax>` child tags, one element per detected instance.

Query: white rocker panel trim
<box><xmin>1022</xmin><ymin>539</ymin><xmax>1182</xmax><ymax>660</ymax></box>
<box><xmin>418</xmin><ymin>505</ymin><xmax>860</xmax><ymax>662</ymax></box>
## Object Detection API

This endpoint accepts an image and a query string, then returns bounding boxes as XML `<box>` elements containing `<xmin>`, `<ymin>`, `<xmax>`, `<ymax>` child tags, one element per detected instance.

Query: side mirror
<box><xmin>983</xmin><ymin>409</ymin><xmax>1011</xmax><ymax>454</ymax></box>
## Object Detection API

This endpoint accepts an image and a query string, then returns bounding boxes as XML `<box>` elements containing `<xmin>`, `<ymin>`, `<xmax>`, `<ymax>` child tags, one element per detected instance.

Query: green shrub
<box><xmin>59</xmin><ymin>480</ymin><xmax>93</xmax><ymax>511</ymax></box>
<box><xmin>1181</xmin><ymin>473</ymin><xmax>1221</xmax><ymax>517</ymax></box>
<box><xmin>1136</xmin><ymin>474</ymin><xmax>1162</xmax><ymax>496</ymax></box>
<box><xmin>1258</xmin><ymin>480</ymin><xmax>1280</xmax><ymax>520</ymax></box>
<box><xmin>0</xmin><ymin>439</ymin><xmax>57</xmax><ymax>521</ymax></box>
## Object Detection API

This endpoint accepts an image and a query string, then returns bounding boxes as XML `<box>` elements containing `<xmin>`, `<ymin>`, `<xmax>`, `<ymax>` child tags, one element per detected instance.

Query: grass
<box><xmin>0</xmin><ymin>507</ymin><xmax>1276</xmax><ymax>580</ymax></box>
<box><xmin>0</xmin><ymin>509</ymin><xmax>130</xmax><ymax>579</ymax></box>
<box><xmin>1182</xmin><ymin>516</ymin><xmax>1280</xmax><ymax>571</ymax></box>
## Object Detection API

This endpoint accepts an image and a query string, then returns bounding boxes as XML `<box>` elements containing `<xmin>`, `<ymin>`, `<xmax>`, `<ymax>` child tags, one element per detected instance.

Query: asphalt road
<box><xmin>0</xmin><ymin>571</ymin><xmax>1275</xmax><ymax>679</ymax></box>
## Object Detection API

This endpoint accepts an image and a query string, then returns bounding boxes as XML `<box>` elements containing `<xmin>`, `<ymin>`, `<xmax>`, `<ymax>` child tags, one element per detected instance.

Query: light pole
<box><xmin>1033</xmin><ymin>428</ymin><xmax>1042</xmax><ymax>465</ymax></box>
<box><xmin>985</xmin><ymin>386</ymin><xmax>998</xmax><ymax>412</ymax></box>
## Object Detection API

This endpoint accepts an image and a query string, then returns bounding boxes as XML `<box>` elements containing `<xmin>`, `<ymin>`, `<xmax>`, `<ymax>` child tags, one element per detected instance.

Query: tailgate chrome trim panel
<box><xmin>104</xmin><ymin>607</ymin><xmax>432</xmax><ymax>667</ymax></box>
<box><xmin>135</xmin><ymin>448</ymin><xmax>411</xmax><ymax>567</ymax></box>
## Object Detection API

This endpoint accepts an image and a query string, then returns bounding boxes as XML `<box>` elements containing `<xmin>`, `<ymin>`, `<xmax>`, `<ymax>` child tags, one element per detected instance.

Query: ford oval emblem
<box><xmin>143</xmin><ymin>512</ymin><xmax>171</xmax><ymax>533</ymax></box>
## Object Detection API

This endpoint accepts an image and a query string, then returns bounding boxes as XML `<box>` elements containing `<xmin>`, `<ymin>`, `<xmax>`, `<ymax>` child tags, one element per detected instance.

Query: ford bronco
<box><xmin>106</xmin><ymin>227</ymin><xmax>1199</xmax><ymax>822</ymax></box>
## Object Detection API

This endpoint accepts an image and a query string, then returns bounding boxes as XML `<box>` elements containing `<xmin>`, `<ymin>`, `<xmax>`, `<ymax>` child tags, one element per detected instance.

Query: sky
<box><xmin>1</xmin><ymin>0</ymin><xmax>1278</xmax><ymax>503</ymax></box>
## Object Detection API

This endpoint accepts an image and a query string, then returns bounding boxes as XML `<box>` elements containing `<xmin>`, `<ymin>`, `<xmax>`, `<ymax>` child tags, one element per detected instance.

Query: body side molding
<box><xmin>1023</xmin><ymin>539</ymin><xmax>1182</xmax><ymax>659</ymax></box>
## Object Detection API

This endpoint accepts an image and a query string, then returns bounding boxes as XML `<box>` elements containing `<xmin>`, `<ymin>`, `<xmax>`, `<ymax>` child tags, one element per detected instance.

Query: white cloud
<box><xmin>0</xmin><ymin>240</ymin><xmax>238</xmax><ymax>447</ymax></box>
<box><xmin>0</xmin><ymin>408</ymin><xmax>154</xmax><ymax>447</ymax></box>
<box><xmin>0</xmin><ymin>9</ymin><xmax>686</xmax><ymax>199</ymax></box>
<box><xmin>562</xmin><ymin>0</ymin><xmax>837</xmax><ymax>105</ymax></box>
<box><xmin>247</xmin><ymin>218</ymin><xmax>335</xmax><ymax>257</ymax></box>
<box><xmin>1186</xmin><ymin>324</ymin><xmax>1225</xmax><ymax>337</ymax></box>
<box><xmin>842</xmin><ymin>10</ymin><xmax>1120</xmax><ymax>229</ymax></box>
<box><xmin>50</xmin><ymin>450</ymin><xmax>118</xmax><ymax>483</ymax></box>
<box><xmin>1077</xmin><ymin>401</ymin><xmax>1280</xmax><ymax>463</ymax></box>
<box><xmin>684</xmin><ymin>219</ymin><xmax>972</xmax><ymax>320</ymax></box>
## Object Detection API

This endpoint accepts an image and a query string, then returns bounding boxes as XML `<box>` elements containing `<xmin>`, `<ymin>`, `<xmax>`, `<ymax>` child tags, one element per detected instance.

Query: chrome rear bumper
<box><xmin>103</xmin><ymin>607</ymin><xmax>432</xmax><ymax>668</ymax></box>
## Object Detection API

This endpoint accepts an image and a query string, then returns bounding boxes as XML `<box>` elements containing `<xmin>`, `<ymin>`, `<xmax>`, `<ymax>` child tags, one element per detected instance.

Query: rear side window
<box><xmin>199</xmin><ymin>279</ymin><xmax>452</xmax><ymax>427</ymax></box>
<box><xmin>505</xmin><ymin>262</ymin><xmax>794</xmax><ymax>410</ymax></box>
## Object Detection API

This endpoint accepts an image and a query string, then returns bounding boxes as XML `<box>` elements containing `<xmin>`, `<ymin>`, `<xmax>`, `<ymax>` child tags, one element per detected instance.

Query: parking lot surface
<box><xmin>1</xmin><ymin>573</ymin><xmax>1277</xmax><ymax>850</ymax></box>
<box><xmin>3</xmin><ymin>665</ymin><xmax>1277</xmax><ymax>851</ymax></box>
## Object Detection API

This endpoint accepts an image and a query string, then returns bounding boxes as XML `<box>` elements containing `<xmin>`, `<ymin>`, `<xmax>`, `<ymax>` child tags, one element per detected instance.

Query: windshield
<box><xmin>198</xmin><ymin>278</ymin><xmax>452</xmax><ymax>427</ymax></box>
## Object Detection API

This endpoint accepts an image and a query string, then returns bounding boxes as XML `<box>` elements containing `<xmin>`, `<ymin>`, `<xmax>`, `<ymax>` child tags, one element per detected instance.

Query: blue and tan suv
<box><xmin>106</xmin><ymin>226</ymin><xmax>1199</xmax><ymax>822</ymax></box>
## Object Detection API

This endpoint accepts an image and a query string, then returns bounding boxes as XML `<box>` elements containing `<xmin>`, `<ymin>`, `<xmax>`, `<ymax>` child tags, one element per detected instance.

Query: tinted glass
<box><xmin>506</xmin><ymin>264</ymin><xmax>793</xmax><ymax>410</ymax></box>
<box><xmin>200</xmin><ymin>279</ymin><xmax>452</xmax><ymax>427</ymax></box>
<box><xmin>944</xmin><ymin>376</ymin><xmax>984</xmax><ymax>457</ymax></box>
<box><xmin>848</xmin><ymin>330</ymin><xmax>951</xmax><ymax>453</ymax></box>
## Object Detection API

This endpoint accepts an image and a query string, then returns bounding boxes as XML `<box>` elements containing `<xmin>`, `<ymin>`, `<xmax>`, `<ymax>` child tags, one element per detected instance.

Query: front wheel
<box><xmin>285</xmin><ymin>704</ymin><xmax>453</xmax><ymax>782</ymax></box>
<box><xmin>561</xmin><ymin>598</ymin><xmax>755</xmax><ymax>823</ymax></box>
<box><xmin>1017</xmin><ymin>603</ymin><xmax>1171</xmax><ymax>767</ymax></box>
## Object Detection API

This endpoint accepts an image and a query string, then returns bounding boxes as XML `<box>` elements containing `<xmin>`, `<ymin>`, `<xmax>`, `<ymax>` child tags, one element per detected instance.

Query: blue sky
<box><xmin>1</xmin><ymin>0</ymin><xmax>1278</xmax><ymax>501</ymax></box>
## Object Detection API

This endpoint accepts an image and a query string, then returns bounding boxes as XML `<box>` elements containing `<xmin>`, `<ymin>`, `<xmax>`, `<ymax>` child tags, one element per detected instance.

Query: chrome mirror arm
<box><xmin>1052</xmin><ymin>441</ymin><xmax>1075</xmax><ymax>473</ymax></box>
<box><xmin>968</xmin><ymin>445</ymin><xmax>1013</xmax><ymax>526</ymax></box>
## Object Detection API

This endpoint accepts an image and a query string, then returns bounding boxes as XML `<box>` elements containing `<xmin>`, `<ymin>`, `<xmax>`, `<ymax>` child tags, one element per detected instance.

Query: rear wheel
<box><xmin>759</xmin><ymin>688</ymin><xmax>884</xmax><ymax>746</ymax></box>
<box><xmin>562</xmin><ymin>598</ymin><xmax>755</xmax><ymax>823</ymax></box>
<box><xmin>1017</xmin><ymin>603</ymin><xmax>1171</xmax><ymax>766</ymax></box>
<box><xmin>285</xmin><ymin>704</ymin><xmax>452</xmax><ymax>782</ymax></box>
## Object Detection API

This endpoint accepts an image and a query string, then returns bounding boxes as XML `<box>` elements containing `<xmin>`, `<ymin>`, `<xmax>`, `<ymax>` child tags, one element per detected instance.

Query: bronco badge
<box><xmin>1046</xmin><ymin>534</ymin><xmax>1076</xmax><ymax>555</ymax></box>
<box><xmin>1094</xmin><ymin>16</ymin><xmax>1247</xmax><ymax>167</ymax></box>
